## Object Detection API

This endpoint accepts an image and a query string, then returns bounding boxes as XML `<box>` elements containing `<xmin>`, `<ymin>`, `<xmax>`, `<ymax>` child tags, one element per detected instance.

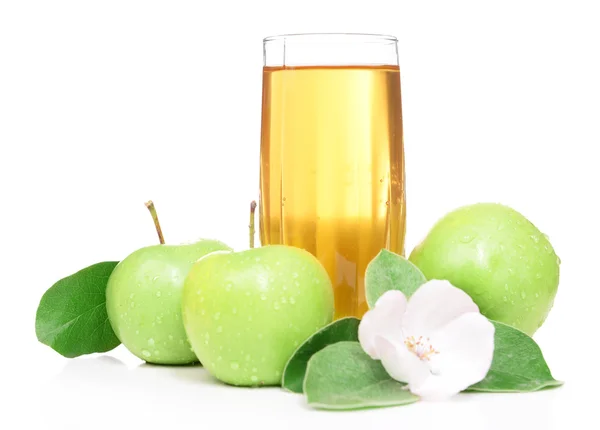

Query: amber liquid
<box><xmin>259</xmin><ymin>65</ymin><xmax>406</xmax><ymax>319</ymax></box>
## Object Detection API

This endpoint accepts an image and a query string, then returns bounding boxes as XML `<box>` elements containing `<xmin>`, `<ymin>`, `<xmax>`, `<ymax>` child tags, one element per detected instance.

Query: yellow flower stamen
<box><xmin>404</xmin><ymin>335</ymin><xmax>439</xmax><ymax>361</ymax></box>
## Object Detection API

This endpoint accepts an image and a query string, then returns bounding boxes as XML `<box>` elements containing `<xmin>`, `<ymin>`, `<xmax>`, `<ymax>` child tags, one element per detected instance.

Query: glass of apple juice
<box><xmin>258</xmin><ymin>33</ymin><xmax>406</xmax><ymax>319</ymax></box>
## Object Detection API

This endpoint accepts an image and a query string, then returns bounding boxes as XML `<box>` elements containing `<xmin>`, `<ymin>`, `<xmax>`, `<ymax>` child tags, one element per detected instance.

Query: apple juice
<box><xmin>259</xmin><ymin>65</ymin><xmax>406</xmax><ymax>319</ymax></box>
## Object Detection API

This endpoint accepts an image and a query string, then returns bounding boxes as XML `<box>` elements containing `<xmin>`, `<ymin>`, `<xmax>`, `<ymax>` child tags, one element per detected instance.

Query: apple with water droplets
<box><xmin>105</xmin><ymin>201</ymin><xmax>231</xmax><ymax>364</ymax></box>
<box><xmin>182</xmin><ymin>245</ymin><xmax>335</xmax><ymax>386</ymax></box>
<box><xmin>409</xmin><ymin>203</ymin><xmax>560</xmax><ymax>336</ymax></box>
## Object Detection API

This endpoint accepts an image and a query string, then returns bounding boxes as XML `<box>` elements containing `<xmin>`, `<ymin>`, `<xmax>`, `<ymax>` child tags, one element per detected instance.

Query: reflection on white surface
<box><xmin>29</xmin><ymin>351</ymin><xmax>570</xmax><ymax>430</ymax></box>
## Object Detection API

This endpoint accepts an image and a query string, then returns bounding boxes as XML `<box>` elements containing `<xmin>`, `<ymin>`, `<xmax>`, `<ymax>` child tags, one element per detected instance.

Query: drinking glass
<box><xmin>259</xmin><ymin>33</ymin><xmax>405</xmax><ymax>319</ymax></box>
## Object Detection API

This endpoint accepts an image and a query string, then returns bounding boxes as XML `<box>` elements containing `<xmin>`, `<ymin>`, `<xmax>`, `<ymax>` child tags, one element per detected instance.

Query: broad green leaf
<box><xmin>468</xmin><ymin>320</ymin><xmax>563</xmax><ymax>392</ymax></box>
<box><xmin>365</xmin><ymin>249</ymin><xmax>427</xmax><ymax>307</ymax></box>
<box><xmin>36</xmin><ymin>261</ymin><xmax>121</xmax><ymax>358</ymax></box>
<box><xmin>282</xmin><ymin>317</ymin><xmax>360</xmax><ymax>393</ymax></box>
<box><xmin>304</xmin><ymin>341</ymin><xmax>419</xmax><ymax>410</ymax></box>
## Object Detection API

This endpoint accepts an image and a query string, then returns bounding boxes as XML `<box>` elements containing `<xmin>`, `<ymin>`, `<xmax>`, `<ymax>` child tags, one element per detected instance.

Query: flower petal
<box><xmin>409</xmin><ymin>312</ymin><xmax>495</xmax><ymax>400</ymax></box>
<box><xmin>358</xmin><ymin>290</ymin><xmax>407</xmax><ymax>359</ymax></box>
<box><xmin>402</xmin><ymin>279</ymin><xmax>480</xmax><ymax>337</ymax></box>
<box><xmin>374</xmin><ymin>335</ymin><xmax>430</xmax><ymax>387</ymax></box>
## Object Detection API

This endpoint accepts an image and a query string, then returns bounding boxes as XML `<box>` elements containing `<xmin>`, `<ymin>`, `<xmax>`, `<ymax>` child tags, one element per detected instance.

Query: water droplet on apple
<box><xmin>497</xmin><ymin>224</ymin><xmax>505</xmax><ymax>231</ymax></box>
<box><xmin>511</xmin><ymin>300</ymin><xmax>515</xmax><ymax>305</ymax></box>
<box><xmin>156</xmin><ymin>291</ymin><xmax>161</xmax><ymax>297</ymax></box>
<box><xmin>214</xmin><ymin>312</ymin><xmax>221</xmax><ymax>320</ymax></box>
<box><xmin>255</xmin><ymin>257</ymin><xmax>261</xmax><ymax>262</ymax></box>
<box><xmin>217</xmin><ymin>356</ymin><xmax>222</xmax><ymax>361</ymax></box>
<box><xmin>521</xmin><ymin>291</ymin><xmax>527</xmax><ymax>299</ymax></box>
<box><xmin>503</xmin><ymin>296</ymin><xmax>508</xmax><ymax>302</ymax></box>
<box><xmin>168</xmin><ymin>335</ymin><xmax>173</xmax><ymax>340</ymax></box>
<box><xmin>535</xmin><ymin>273</ymin><xmax>542</xmax><ymax>279</ymax></box>
<box><xmin>216</xmin><ymin>326</ymin><xmax>223</xmax><ymax>333</ymax></box>
<box><xmin>275</xmin><ymin>370</ymin><xmax>281</xmax><ymax>378</ymax></box>
<box><xmin>257</xmin><ymin>333</ymin><xmax>263</xmax><ymax>340</ymax></box>
<box><xmin>260</xmin><ymin>293</ymin><xmax>267</xmax><ymax>301</ymax></box>
<box><xmin>248</xmin><ymin>316</ymin><xmax>253</xmax><ymax>322</ymax></box>
<box><xmin>273</xmin><ymin>302</ymin><xmax>280</xmax><ymax>310</ymax></box>
<box><xmin>292</xmin><ymin>272</ymin><xmax>299</xmax><ymax>278</ymax></box>
<box><xmin>275</xmin><ymin>261</ymin><xmax>281</xmax><ymax>266</ymax></box>
<box><xmin>135</xmin><ymin>330</ymin><xmax>140</xmax><ymax>335</ymax></box>
<box><xmin>293</xmin><ymin>340</ymin><xmax>299</xmax><ymax>347</ymax></box>
<box><xmin>152</xmin><ymin>276</ymin><xmax>159</xmax><ymax>282</ymax></box>
<box><xmin>230</xmin><ymin>362</ymin><xmax>239</xmax><ymax>370</ymax></box>
<box><xmin>199</xmin><ymin>297</ymin><xmax>205</xmax><ymax>303</ymax></box>
<box><xmin>245</xmin><ymin>291</ymin><xmax>251</xmax><ymax>296</ymax></box>
<box><xmin>148</xmin><ymin>338</ymin><xmax>155</xmax><ymax>346</ymax></box>
<box><xmin>196</xmin><ymin>289</ymin><xmax>202</xmax><ymax>295</ymax></box>
<box><xmin>142</xmin><ymin>350</ymin><xmax>151</xmax><ymax>358</ymax></box>
<box><xmin>535</xmin><ymin>293</ymin><xmax>539</xmax><ymax>298</ymax></box>
<box><xmin>251</xmin><ymin>376</ymin><xmax>258</xmax><ymax>383</ymax></box>
<box><xmin>508</xmin><ymin>268</ymin><xmax>514</xmax><ymax>275</ymax></box>
<box><xmin>281</xmin><ymin>297</ymin><xmax>287</xmax><ymax>304</ymax></box>
<box><xmin>201</xmin><ymin>309</ymin><xmax>206</xmax><ymax>316</ymax></box>
<box><xmin>289</xmin><ymin>297</ymin><xmax>296</xmax><ymax>305</ymax></box>
<box><xmin>283</xmin><ymin>285</ymin><xmax>288</xmax><ymax>290</ymax></box>
<box><xmin>504</xmin><ymin>284</ymin><xmax>509</xmax><ymax>291</ymax></box>
<box><xmin>225</xmin><ymin>283</ymin><xmax>232</xmax><ymax>292</ymax></box>
<box><xmin>530</xmin><ymin>235</ymin><xmax>540</xmax><ymax>243</ymax></box>
<box><xmin>130</xmin><ymin>302</ymin><xmax>136</xmax><ymax>308</ymax></box>
<box><xmin>252</xmin><ymin>367</ymin><xmax>258</xmax><ymax>373</ymax></box>
<box><xmin>261</xmin><ymin>357</ymin><xmax>266</xmax><ymax>363</ymax></box>
<box><xmin>460</xmin><ymin>234</ymin><xmax>474</xmax><ymax>243</ymax></box>
<box><xmin>245</xmin><ymin>354</ymin><xmax>251</xmax><ymax>361</ymax></box>
<box><xmin>232</xmin><ymin>307</ymin><xmax>237</xmax><ymax>314</ymax></box>
<box><xmin>179</xmin><ymin>339</ymin><xmax>184</xmax><ymax>345</ymax></box>
<box><xmin>155</xmin><ymin>350</ymin><xmax>161</xmax><ymax>355</ymax></box>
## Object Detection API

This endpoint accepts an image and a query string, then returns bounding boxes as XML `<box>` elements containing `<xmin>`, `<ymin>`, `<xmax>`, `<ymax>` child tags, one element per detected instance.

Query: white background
<box><xmin>1</xmin><ymin>1</ymin><xmax>598</xmax><ymax>429</ymax></box>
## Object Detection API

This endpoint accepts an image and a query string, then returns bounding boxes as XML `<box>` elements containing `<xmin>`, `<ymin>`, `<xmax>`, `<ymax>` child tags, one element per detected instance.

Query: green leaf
<box><xmin>304</xmin><ymin>341</ymin><xmax>419</xmax><ymax>410</ymax></box>
<box><xmin>365</xmin><ymin>249</ymin><xmax>427</xmax><ymax>307</ymax></box>
<box><xmin>36</xmin><ymin>261</ymin><xmax>121</xmax><ymax>358</ymax></box>
<box><xmin>282</xmin><ymin>317</ymin><xmax>360</xmax><ymax>393</ymax></box>
<box><xmin>468</xmin><ymin>320</ymin><xmax>563</xmax><ymax>392</ymax></box>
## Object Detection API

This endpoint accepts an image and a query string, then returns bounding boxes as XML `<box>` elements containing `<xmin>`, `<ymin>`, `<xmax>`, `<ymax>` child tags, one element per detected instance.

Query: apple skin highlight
<box><xmin>409</xmin><ymin>203</ymin><xmax>560</xmax><ymax>336</ymax></box>
<box><xmin>182</xmin><ymin>245</ymin><xmax>335</xmax><ymax>386</ymax></box>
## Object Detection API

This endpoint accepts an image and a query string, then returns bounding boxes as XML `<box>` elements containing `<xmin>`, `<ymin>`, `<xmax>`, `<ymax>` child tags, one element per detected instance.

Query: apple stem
<box><xmin>249</xmin><ymin>200</ymin><xmax>257</xmax><ymax>249</ymax></box>
<box><xmin>145</xmin><ymin>200</ymin><xmax>165</xmax><ymax>245</ymax></box>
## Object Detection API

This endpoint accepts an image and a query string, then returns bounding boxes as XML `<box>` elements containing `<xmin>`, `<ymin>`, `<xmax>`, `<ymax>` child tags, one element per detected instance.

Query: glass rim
<box><xmin>263</xmin><ymin>33</ymin><xmax>398</xmax><ymax>44</ymax></box>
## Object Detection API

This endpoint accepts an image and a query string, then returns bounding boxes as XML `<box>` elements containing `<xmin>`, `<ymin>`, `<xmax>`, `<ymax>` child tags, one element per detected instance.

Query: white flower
<box><xmin>359</xmin><ymin>280</ymin><xmax>495</xmax><ymax>400</ymax></box>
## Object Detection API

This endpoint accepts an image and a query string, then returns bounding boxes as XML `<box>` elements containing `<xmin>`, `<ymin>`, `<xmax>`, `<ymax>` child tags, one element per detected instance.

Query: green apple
<box><xmin>182</xmin><ymin>245</ymin><xmax>335</xmax><ymax>386</ymax></box>
<box><xmin>409</xmin><ymin>203</ymin><xmax>560</xmax><ymax>336</ymax></box>
<box><xmin>106</xmin><ymin>239</ymin><xmax>231</xmax><ymax>364</ymax></box>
